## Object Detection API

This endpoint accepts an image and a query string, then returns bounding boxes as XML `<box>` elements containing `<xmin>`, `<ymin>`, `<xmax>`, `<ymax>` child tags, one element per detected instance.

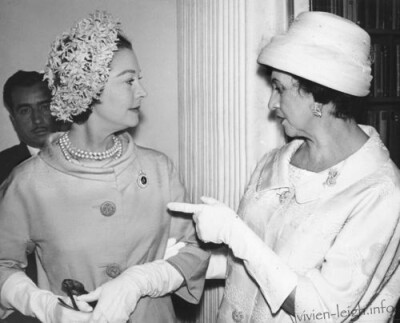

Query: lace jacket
<box><xmin>218</xmin><ymin>126</ymin><xmax>400</xmax><ymax>323</ymax></box>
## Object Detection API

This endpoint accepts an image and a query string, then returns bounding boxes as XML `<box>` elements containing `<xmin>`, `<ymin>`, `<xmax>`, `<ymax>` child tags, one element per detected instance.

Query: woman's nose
<box><xmin>136</xmin><ymin>81</ymin><xmax>148</xmax><ymax>99</ymax></box>
<box><xmin>268</xmin><ymin>92</ymin><xmax>279</xmax><ymax>111</ymax></box>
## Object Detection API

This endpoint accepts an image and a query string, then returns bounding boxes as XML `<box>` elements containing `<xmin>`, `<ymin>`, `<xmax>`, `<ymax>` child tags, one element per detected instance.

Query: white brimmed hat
<box><xmin>258</xmin><ymin>11</ymin><xmax>372</xmax><ymax>97</ymax></box>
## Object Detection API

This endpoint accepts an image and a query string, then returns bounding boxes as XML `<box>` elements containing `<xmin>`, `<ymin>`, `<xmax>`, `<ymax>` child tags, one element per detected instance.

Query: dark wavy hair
<box><xmin>293</xmin><ymin>75</ymin><xmax>364</xmax><ymax>120</ymax></box>
<box><xmin>264</xmin><ymin>66</ymin><xmax>365</xmax><ymax>120</ymax></box>
<box><xmin>3</xmin><ymin>70</ymin><xmax>50</xmax><ymax>115</ymax></box>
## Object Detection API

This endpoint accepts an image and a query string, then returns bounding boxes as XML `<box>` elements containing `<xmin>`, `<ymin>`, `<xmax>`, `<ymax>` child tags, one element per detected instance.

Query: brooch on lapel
<box><xmin>324</xmin><ymin>168</ymin><xmax>339</xmax><ymax>187</ymax></box>
<box><xmin>277</xmin><ymin>189</ymin><xmax>293</xmax><ymax>204</ymax></box>
<box><xmin>137</xmin><ymin>170</ymin><xmax>148</xmax><ymax>189</ymax></box>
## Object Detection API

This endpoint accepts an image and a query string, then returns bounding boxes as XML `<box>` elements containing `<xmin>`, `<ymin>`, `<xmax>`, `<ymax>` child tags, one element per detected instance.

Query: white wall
<box><xmin>0</xmin><ymin>0</ymin><xmax>180</xmax><ymax>164</ymax></box>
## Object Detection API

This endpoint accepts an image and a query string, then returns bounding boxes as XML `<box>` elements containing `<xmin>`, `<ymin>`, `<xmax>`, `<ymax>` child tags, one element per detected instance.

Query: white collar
<box><xmin>257</xmin><ymin>125</ymin><xmax>391</xmax><ymax>203</ymax></box>
<box><xmin>27</xmin><ymin>145</ymin><xmax>40</xmax><ymax>156</ymax></box>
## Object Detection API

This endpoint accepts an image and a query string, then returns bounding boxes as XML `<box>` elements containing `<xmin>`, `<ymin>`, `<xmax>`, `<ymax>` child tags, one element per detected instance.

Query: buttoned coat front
<box><xmin>218</xmin><ymin>126</ymin><xmax>400</xmax><ymax>323</ymax></box>
<box><xmin>0</xmin><ymin>132</ymin><xmax>210</xmax><ymax>323</ymax></box>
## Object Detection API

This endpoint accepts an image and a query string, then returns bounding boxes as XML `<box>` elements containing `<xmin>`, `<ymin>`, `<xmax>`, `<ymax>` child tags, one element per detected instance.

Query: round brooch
<box><xmin>137</xmin><ymin>171</ymin><xmax>148</xmax><ymax>189</ymax></box>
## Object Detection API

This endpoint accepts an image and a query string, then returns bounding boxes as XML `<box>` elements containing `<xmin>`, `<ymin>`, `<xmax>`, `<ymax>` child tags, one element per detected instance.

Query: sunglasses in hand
<box><xmin>58</xmin><ymin>279</ymin><xmax>97</xmax><ymax>311</ymax></box>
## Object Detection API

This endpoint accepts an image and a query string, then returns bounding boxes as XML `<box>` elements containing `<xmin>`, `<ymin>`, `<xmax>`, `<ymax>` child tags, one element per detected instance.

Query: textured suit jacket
<box><xmin>218</xmin><ymin>126</ymin><xmax>400</xmax><ymax>323</ymax></box>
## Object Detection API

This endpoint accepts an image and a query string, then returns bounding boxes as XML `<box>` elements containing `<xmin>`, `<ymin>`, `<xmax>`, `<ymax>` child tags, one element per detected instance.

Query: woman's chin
<box><xmin>127</xmin><ymin>121</ymin><xmax>140</xmax><ymax>129</ymax></box>
<box><xmin>282</xmin><ymin>123</ymin><xmax>296</xmax><ymax>137</ymax></box>
<box><xmin>126</xmin><ymin>113</ymin><xmax>140</xmax><ymax>128</ymax></box>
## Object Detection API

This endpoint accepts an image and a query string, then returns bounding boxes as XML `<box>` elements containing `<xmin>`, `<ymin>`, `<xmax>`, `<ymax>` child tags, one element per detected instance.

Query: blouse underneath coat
<box><xmin>218</xmin><ymin>126</ymin><xmax>400</xmax><ymax>323</ymax></box>
<box><xmin>0</xmin><ymin>132</ymin><xmax>210</xmax><ymax>323</ymax></box>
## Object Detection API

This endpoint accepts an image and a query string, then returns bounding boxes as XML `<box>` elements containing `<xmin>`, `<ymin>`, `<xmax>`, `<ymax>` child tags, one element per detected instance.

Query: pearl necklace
<box><xmin>59</xmin><ymin>132</ymin><xmax>122</xmax><ymax>162</ymax></box>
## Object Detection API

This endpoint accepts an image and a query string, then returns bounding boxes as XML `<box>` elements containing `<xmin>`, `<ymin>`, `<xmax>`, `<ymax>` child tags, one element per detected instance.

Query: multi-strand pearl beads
<box><xmin>59</xmin><ymin>132</ymin><xmax>122</xmax><ymax>162</ymax></box>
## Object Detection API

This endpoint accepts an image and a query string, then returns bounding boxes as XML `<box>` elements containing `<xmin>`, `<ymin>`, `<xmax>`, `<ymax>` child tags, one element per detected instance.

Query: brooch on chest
<box><xmin>324</xmin><ymin>168</ymin><xmax>339</xmax><ymax>187</ymax></box>
<box><xmin>137</xmin><ymin>170</ymin><xmax>148</xmax><ymax>188</ymax></box>
<box><xmin>277</xmin><ymin>189</ymin><xmax>293</xmax><ymax>204</ymax></box>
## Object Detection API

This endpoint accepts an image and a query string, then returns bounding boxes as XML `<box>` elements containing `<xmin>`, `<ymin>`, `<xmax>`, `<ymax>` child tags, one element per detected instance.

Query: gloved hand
<box><xmin>78</xmin><ymin>260</ymin><xmax>184</xmax><ymax>323</ymax></box>
<box><xmin>163</xmin><ymin>238</ymin><xmax>186</xmax><ymax>259</ymax></box>
<box><xmin>169</xmin><ymin>196</ymin><xmax>298</xmax><ymax>314</ymax></box>
<box><xmin>1</xmin><ymin>271</ymin><xmax>92</xmax><ymax>323</ymax></box>
<box><xmin>167</xmin><ymin>196</ymin><xmax>240</xmax><ymax>244</ymax></box>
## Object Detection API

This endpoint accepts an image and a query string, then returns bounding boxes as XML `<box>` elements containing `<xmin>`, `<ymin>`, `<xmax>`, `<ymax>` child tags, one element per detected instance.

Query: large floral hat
<box><xmin>44</xmin><ymin>11</ymin><xmax>121</xmax><ymax>122</ymax></box>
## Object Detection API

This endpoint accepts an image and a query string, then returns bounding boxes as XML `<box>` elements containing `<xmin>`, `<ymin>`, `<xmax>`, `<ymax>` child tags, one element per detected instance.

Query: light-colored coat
<box><xmin>218</xmin><ymin>126</ymin><xmax>400</xmax><ymax>323</ymax></box>
<box><xmin>0</xmin><ymin>132</ymin><xmax>210</xmax><ymax>323</ymax></box>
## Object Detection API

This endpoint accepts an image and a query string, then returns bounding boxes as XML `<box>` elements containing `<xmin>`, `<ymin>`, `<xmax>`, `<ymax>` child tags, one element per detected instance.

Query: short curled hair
<box><xmin>293</xmin><ymin>75</ymin><xmax>364</xmax><ymax>120</ymax></box>
<box><xmin>264</xmin><ymin>66</ymin><xmax>365</xmax><ymax>120</ymax></box>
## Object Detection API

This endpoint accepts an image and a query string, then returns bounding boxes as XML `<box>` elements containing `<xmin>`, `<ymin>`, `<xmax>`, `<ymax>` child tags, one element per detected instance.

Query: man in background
<box><xmin>0</xmin><ymin>70</ymin><xmax>55</xmax><ymax>184</ymax></box>
<box><xmin>0</xmin><ymin>70</ymin><xmax>55</xmax><ymax>323</ymax></box>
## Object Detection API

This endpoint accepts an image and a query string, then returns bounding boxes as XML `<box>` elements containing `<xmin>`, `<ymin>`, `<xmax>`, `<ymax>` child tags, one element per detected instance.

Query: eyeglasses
<box><xmin>58</xmin><ymin>279</ymin><xmax>97</xmax><ymax>311</ymax></box>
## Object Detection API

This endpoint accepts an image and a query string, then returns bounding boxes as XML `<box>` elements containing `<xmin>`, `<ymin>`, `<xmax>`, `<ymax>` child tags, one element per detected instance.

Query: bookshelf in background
<box><xmin>309</xmin><ymin>0</ymin><xmax>400</xmax><ymax>168</ymax></box>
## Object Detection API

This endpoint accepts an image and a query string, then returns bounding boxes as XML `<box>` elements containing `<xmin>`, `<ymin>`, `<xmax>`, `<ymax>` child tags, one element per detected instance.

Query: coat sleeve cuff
<box><xmin>229</xmin><ymin>218</ymin><xmax>298</xmax><ymax>313</ymax></box>
<box><xmin>166</xmin><ymin>244</ymin><xmax>210</xmax><ymax>304</ymax></box>
<box><xmin>243</xmin><ymin>255</ymin><xmax>298</xmax><ymax>314</ymax></box>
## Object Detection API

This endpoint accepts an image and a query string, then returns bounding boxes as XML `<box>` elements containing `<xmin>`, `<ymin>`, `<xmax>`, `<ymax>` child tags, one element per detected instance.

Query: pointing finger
<box><xmin>167</xmin><ymin>202</ymin><xmax>205</xmax><ymax>214</ymax></box>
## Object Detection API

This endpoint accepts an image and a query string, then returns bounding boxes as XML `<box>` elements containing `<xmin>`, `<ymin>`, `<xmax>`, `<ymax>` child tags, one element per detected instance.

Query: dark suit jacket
<box><xmin>0</xmin><ymin>143</ymin><xmax>39</xmax><ymax>323</ymax></box>
<box><xmin>0</xmin><ymin>142</ymin><xmax>31</xmax><ymax>185</ymax></box>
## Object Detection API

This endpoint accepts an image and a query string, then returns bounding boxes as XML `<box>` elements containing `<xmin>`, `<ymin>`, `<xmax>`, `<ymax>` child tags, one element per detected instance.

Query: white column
<box><xmin>177</xmin><ymin>0</ymin><xmax>248</xmax><ymax>209</ymax></box>
<box><xmin>177</xmin><ymin>0</ymin><xmax>291</xmax><ymax>206</ymax></box>
<box><xmin>176</xmin><ymin>0</ymin><xmax>308</xmax><ymax>322</ymax></box>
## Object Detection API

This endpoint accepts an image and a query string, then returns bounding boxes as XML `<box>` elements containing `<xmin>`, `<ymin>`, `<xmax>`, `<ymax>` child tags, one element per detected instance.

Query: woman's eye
<box><xmin>126</xmin><ymin>78</ymin><xmax>135</xmax><ymax>85</ymax></box>
<box><xmin>273</xmin><ymin>85</ymin><xmax>282</xmax><ymax>94</ymax></box>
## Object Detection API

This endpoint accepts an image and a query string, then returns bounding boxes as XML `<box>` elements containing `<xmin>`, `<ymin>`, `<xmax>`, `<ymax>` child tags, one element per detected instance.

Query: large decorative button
<box><xmin>100</xmin><ymin>201</ymin><xmax>116</xmax><ymax>217</ymax></box>
<box><xmin>106</xmin><ymin>263</ymin><xmax>122</xmax><ymax>278</ymax></box>
<box><xmin>232</xmin><ymin>309</ymin><xmax>244</xmax><ymax>322</ymax></box>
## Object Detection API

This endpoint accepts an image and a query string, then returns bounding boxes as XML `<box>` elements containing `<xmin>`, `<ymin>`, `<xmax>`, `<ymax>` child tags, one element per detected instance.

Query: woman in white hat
<box><xmin>169</xmin><ymin>11</ymin><xmax>400</xmax><ymax>322</ymax></box>
<box><xmin>0</xmin><ymin>11</ymin><xmax>209</xmax><ymax>323</ymax></box>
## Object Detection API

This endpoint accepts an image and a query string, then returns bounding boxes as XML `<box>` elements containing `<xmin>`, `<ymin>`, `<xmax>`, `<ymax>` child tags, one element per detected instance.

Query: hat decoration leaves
<box><xmin>44</xmin><ymin>11</ymin><xmax>121</xmax><ymax>122</ymax></box>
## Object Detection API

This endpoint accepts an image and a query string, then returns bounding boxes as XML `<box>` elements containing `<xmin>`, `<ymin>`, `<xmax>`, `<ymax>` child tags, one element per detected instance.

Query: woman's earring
<box><xmin>312</xmin><ymin>103</ymin><xmax>322</xmax><ymax>118</ymax></box>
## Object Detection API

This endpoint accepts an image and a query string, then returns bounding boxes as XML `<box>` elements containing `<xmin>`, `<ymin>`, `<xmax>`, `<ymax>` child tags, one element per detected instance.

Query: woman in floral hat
<box><xmin>169</xmin><ymin>11</ymin><xmax>400</xmax><ymax>323</ymax></box>
<box><xmin>0</xmin><ymin>11</ymin><xmax>209</xmax><ymax>323</ymax></box>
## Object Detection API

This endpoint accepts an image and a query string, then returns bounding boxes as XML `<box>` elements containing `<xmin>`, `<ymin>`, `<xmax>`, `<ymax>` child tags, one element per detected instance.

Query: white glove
<box><xmin>167</xmin><ymin>196</ymin><xmax>239</xmax><ymax>244</ymax></box>
<box><xmin>163</xmin><ymin>238</ymin><xmax>186</xmax><ymax>259</ymax></box>
<box><xmin>168</xmin><ymin>196</ymin><xmax>298</xmax><ymax>312</ymax></box>
<box><xmin>1</xmin><ymin>271</ymin><xmax>92</xmax><ymax>323</ymax></box>
<box><xmin>78</xmin><ymin>260</ymin><xmax>184</xmax><ymax>323</ymax></box>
